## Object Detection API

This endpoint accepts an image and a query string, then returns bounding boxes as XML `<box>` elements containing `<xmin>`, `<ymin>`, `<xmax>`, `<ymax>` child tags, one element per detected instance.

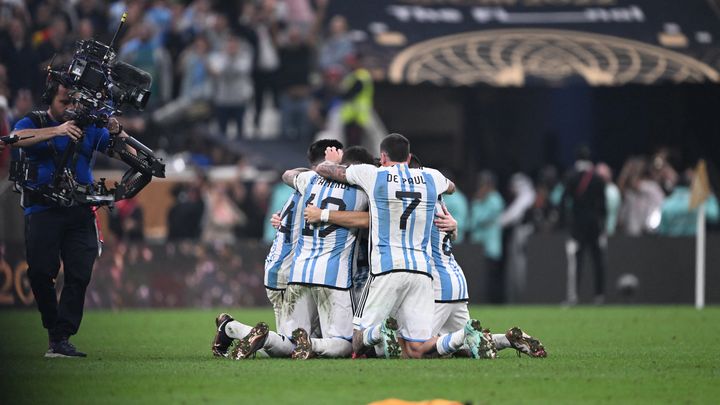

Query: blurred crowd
<box><xmin>0</xmin><ymin>0</ymin><xmax>375</xmax><ymax>169</ymax></box>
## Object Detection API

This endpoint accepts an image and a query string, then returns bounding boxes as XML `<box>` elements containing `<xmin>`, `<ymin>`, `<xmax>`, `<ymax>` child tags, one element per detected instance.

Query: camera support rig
<box><xmin>109</xmin><ymin>134</ymin><xmax>166</xmax><ymax>201</ymax></box>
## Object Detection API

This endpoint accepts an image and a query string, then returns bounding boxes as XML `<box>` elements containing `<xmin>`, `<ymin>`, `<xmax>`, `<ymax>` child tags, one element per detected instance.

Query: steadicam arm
<box><xmin>107</xmin><ymin>135</ymin><xmax>165</xmax><ymax>201</ymax></box>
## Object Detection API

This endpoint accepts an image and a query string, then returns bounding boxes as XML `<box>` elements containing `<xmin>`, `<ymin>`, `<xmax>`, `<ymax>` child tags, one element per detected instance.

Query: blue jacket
<box><xmin>14</xmin><ymin>115</ymin><xmax>110</xmax><ymax>215</ymax></box>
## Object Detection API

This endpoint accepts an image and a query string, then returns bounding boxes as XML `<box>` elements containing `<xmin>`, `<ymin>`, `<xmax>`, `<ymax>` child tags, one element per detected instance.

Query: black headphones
<box><xmin>40</xmin><ymin>80</ymin><xmax>59</xmax><ymax>105</ymax></box>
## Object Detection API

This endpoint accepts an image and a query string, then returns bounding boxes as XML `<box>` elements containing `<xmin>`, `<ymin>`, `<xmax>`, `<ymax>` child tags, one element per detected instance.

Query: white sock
<box><xmin>436</xmin><ymin>329</ymin><xmax>465</xmax><ymax>356</ymax></box>
<box><xmin>311</xmin><ymin>338</ymin><xmax>352</xmax><ymax>358</ymax></box>
<box><xmin>363</xmin><ymin>325</ymin><xmax>381</xmax><ymax>346</ymax></box>
<box><xmin>263</xmin><ymin>332</ymin><xmax>295</xmax><ymax>357</ymax></box>
<box><xmin>374</xmin><ymin>344</ymin><xmax>384</xmax><ymax>357</ymax></box>
<box><xmin>224</xmin><ymin>321</ymin><xmax>252</xmax><ymax>340</ymax></box>
<box><xmin>493</xmin><ymin>333</ymin><xmax>511</xmax><ymax>350</ymax></box>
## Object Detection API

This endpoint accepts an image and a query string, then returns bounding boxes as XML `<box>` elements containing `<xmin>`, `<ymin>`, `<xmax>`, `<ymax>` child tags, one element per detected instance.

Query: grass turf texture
<box><xmin>1</xmin><ymin>306</ymin><xmax>719</xmax><ymax>404</ymax></box>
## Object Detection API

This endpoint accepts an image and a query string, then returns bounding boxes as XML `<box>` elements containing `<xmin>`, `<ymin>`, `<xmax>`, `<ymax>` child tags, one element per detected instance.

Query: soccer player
<box><xmin>211</xmin><ymin>139</ymin><xmax>344</xmax><ymax>359</ymax></box>
<box><xmin>411</xmin><ymin>155</ymin><xmax>546</xmax><ymax>358</ymax></box>
<box><xmin>431</xmin><ymin>198</ymin><xmax>546</xmax><ymax>358</ymax></box>
<box><xmin>315</xmin><ymin>133</ymin><xmax>487</xmax><ymax>359</ymax></box>
<box><xmin>280</xmin><ymin>146</ymin><xmax>374</xmax><ymax>359</ymax></box>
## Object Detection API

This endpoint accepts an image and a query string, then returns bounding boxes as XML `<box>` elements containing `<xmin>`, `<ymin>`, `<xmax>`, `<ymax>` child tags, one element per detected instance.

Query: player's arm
<box><xmin>445</xmin><ymin>180</ymin><xmax>456</xmax><ymax>195</ymax></box>
<box><xmin>282</xmin><ymin>168</ymin><xmax>310</xmax><ymax>188</ymax></box>
<box><xmin>305</xmin><ymin>205</ymin><xmax>369</xmax><ymax>228</ymax></box>
<box><xmin>434</xmin><ymin>204</ymin><xmax>458</xmax><ymax>240</ymax></box>
<box><xmin>270</xmin><ymin>211</ymin><xmax>282</xmax><ymax>229</ymax></box>
<box><xmin>315</xmin><ymin>146</ymin><xmax>348</xmax><ymax>183</ymax></box>
<box><xmin>315</xmin><ymin>162</ymin><xmax>348</xmax><ymax>183</ymax></box>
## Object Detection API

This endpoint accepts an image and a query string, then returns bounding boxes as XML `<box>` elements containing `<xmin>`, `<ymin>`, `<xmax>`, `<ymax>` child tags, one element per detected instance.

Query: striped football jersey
<box><xmin>288</xmin><ymin>171</ymin><xmax>369</xmax><ymax>289</ymax></box>
<box><xmin>346</xmin><ymin>163</ymin><xmax>451</xmax><ymax>276</ymax></box>
<box><xmin>430</xmin><ymin>200</ymin><xmax>469</xmax><ymax>302</ymax></box>
<box><xmin>264</xmin><ymin>191</ymin><xmax>303</xmax><ymax>289</ymax></box>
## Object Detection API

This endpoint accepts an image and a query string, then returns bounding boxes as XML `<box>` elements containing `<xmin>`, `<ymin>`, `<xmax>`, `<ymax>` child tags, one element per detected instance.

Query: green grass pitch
<box><xmin>1</xmin><ymin>306</ymin><xmax>719</xmax><ymax>404</ymax></box>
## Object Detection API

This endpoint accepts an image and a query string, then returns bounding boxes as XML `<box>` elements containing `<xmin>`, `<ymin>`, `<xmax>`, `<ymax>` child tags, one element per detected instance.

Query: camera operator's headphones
<box><xmin>41</xmin><ymin>80</ymin><xmax>60</xmax><ymax>106</ymax></box>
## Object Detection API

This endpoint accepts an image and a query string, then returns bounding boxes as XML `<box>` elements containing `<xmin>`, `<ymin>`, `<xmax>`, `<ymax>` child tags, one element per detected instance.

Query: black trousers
<box><xmin>575</xmin><ymin>235</ymin><xmax>606</xmax><ymax>297</ymax></box>
<box><xmin>253</xmin><ymin>70</ymin><xmax>278</xmax><ymax>127</ymax></box>
<box><xmin>25</xmin><ymin>206</ymin><xmax>99</xmax><ymax>341</ymax></box>
<box><xmin>484</xmin><ymin>257</ymin><xmax>504</xmax><ymax>304</ymax></box>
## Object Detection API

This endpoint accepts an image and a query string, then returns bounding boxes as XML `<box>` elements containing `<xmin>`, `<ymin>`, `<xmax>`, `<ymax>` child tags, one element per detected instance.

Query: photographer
<box><xmin>10</xmin><ymin>81</ymin><xmax>131</xmax><ymax>358</ymax></box>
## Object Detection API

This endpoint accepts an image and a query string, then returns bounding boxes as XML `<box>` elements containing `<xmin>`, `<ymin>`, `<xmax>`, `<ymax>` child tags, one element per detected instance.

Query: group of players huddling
<box><xmin>211</xmin><ymin>134</ymin><xmax>547</xmax><ymax>360</ymax></box>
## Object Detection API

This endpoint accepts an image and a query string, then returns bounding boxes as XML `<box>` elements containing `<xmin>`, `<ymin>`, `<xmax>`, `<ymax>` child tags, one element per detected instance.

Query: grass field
<box><xmin>1</xmin><ymin>306</ymin><xmax>719</xmax><ymax>404</ymax></box>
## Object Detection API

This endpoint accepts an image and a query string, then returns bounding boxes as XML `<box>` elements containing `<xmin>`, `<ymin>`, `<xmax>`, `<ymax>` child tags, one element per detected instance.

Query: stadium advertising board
<box><xmin>327</xmin><ymin>0</ymin><xmax>720</xmax><ymax>86</ymax></box>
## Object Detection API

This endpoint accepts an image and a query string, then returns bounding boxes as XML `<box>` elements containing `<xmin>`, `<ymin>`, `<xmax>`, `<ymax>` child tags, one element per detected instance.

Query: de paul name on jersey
<box><xmin>387</xmin><ymin>173</ymin><xmax>427</xmax><ymax>185</ymax></box>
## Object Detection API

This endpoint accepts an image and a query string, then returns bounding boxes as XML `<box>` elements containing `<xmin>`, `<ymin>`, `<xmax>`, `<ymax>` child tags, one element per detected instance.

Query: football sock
<box><xmin>436</xmin><ymin>329</ymin><xmax>465</xmax><ymax>356</ymax></box>
<box><xmin>493</xmin><ymin>334</ymin><xmax>511</xmax><ymax>350</ymax></box>
<box><xmin>363</xmin><ymin>325</ymin><xmax>382</xmax><ymax>346</ymax></box>
<box><xmin>374</xmin><ymin>344</ymin><xmax>384</xmax><ymax>357</ymax></box>
<box><xmin>224</xmin><ymin>321</ymin><xmax>252</xmax><ymax>340</ymax></box>
<box><xmin>312</xmin><ymin>338</ymin><xmax>352</xmax><ymax>358</ymax></box>
<box><xmin>264</xmin><ymin>332</ymin><xmax>295</xmax><ymax>357</ymax></box>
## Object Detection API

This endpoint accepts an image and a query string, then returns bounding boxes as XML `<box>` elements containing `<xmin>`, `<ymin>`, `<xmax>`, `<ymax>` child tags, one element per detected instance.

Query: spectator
<box><xmin>649</xmin><ymin>148</ymin><xmax>679</xmax><ymax>195</ymax></box>
<box><xmin>176</xmin><ymin>0</ymin><xmax>213</xmax><ymax>37</ymax></box>
<box><xmin>277</xmin><ymin>25</ymin><xmax>314</xmax><ymax>140</ymax></box>
<box><xmin>74</xmin><ymin>0</ymin><xmax>108</xmax><ymax>40</ymax></box>
<box><xmin>618</xmin><ymin>157</ymin><xmax>665</xmax><ymax>235</ymax></box>
<box><xmin>77</xmin><ymin>18</ymin><xmax>95</xmax><ymax>41</ymax></box>
<box><xmin>144</xmin><ymin>0</ymin><xmax>173</xmax><ymax>46</ymax></box>
<box><xmin>208</xmin><ymin>35</ymin><xmax>253</xmax><ymax>138</ymax></box>
<box><xmin>120</xmin><ymin>21</ymin><xmax>173</xmax><ymax>109</ymax></box>
<box><xmin>500</xmin><ymin>172</ymin><xmax>536</xmax><ymax>302</ymax></box>
<box><xmin>596</xmin><ymin>162</ymin><xmax>621</xmax><ymax>236</ymax></box>
<box><xmin>109</xmin><ymin>198</ymin><xmax>145</xmax><ymax>242</ymax></box>
<box><xmin>202</xmin><ymin>182</ymin><xmax>245</xmax><ymax>245</ymax></box>
<box><xmin>35</xmin><ymin>16</ymin><xmax>74</xmax><ymax>69</ymax></box>
<box><xmin>309</xmin><ymin>66</ymin><xmax>343</xmax><ymax>135</ymax></box>
<box><xmin>8</xmin><ymin>89</ymin><xmax>33</xmax><ymax>127</ymax></box>
<box><xmin>531</xmin><ymin>165</ymin><xmax>562</xmax><ymax>232</ymax></box>
<box><xmin>249</xmin><ymin>3</ymin><xmax>280</xmax><ymax>135</ymax></box>
<box><xmin>658</xmin><ymin>169</ymin><xmax>720</xmax><ymax>236</ymax></box>
<box><xmin>0</xmin><ymin>19</ymin><xmax>40</xmax><ymax>96</ymax></box>
<box><xmin>178</xmin><ymin>34</ymin><xmax>212</xmax><ymax>100</ymax></box>
<box><xmin>469</xmin><ymin>170</ymin><xmax>505</xmax><ymax>304</ymax></box>
<box><xmin>318</xmin><ymin>15</ymin><xmax>354</xmax><ymax>71</ymax></box>
<box><xmin>278</xmin><ymin>0</ymin><xmax>316</xmax><ymax>32</ymax></box>
<box><xmin>339</xmin><ymin>53</ymin><xmax>373</xmax><ymax>147</ymax></box>
<box><xmin>206</xmin><ymin>12</ymin><xmax>232</xmax><ymax>51</ymax></box>
<box><xmin>440</xmin><ymin>169</ymin><xmax>469</xmax><ymax>242</ymax></box>
<box><xmin>167</xmin><ymin>183</ymin><xmax>205</xmax><ymax>240</ymax></box>
<box><xmin>0</xmin><ymin>64</ymin><xmax>10</xmax><ymax>99</ymax></box>
<box><xmin>561</xmin><ymin>147</ymin><xmax>607</xmax><ymax>305</ymax></box>
<box><xmin>0</xmin><ymin>95</ymin><xmax>10</xmax><ymax>170</ymax></box>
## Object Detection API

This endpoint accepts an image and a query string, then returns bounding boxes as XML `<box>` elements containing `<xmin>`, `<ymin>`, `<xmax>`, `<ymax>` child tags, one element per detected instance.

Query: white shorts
<box><xmin>353</xmin><ymin>272</ymin><xmax>434</xmax><ymax>342</ymax></box>
<box><xmin>432</xmin><ymin>301</ymin><xmax>470</xmax><ymax>335</ymax></box>
<box><xmin>266</xmin><ymin>288</ymin><xmax>290</xmax><ymax>336</ymax></box>
<box><xmin>283</xmin><ymin>284</ymin><xmax>354</xmax><ymax>340</ymax></box>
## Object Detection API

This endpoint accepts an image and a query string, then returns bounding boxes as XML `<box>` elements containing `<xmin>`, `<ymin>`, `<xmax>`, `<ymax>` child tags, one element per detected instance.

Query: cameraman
<box><xmin>10</xmin><ymin>81</ymin><xmax>130</xmax><ymax>358</ymax></box>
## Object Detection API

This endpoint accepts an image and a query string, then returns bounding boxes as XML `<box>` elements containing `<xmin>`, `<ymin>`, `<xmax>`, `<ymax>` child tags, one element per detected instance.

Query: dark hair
<box><xmin>307</xmin><ymin>139</ymin><xmax>344</xmax><ymax>166</ymax></box>
<box><xmin>41</xmin><ymin>81</ymin><xmax>60</xmax><ymax>105</ymax></box>
<box><xmin>408</xmin><ymin>154</ymin><xmax>422</xmax><ymax>169</ymax></box>
<box><xmin>380</xmin><ymin>133</ymin><xmax>410</xmax><ymax>162</ymax></box>
<box><xmin>341</xmin><ymin>146</ymin><xmax>375</xmax><ymax>166</ymax></box>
